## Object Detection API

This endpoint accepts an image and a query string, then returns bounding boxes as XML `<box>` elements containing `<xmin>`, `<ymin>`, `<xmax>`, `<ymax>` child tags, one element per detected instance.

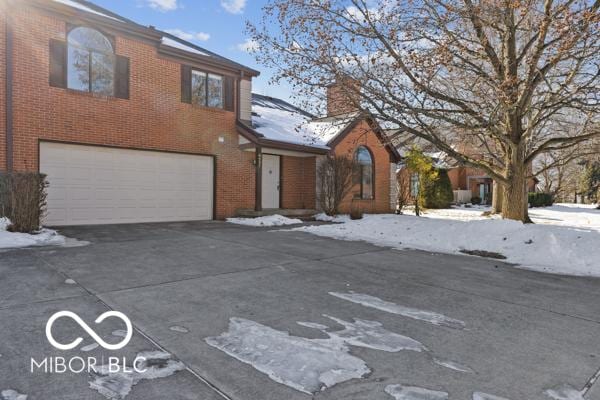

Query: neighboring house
<box><xmin>0</xmin><ymin>0</ymin><xmax>399</xmax><ymax>225</ymax></box>
<box><xmin>392</xmin><ymin>134</ymin><xmax>537</xmax><ymax>205</ymax></box>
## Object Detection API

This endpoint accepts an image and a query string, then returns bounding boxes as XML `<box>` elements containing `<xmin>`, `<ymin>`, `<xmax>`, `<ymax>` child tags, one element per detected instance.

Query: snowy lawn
<box><xmin>0</xmin><ymin>217</ymin><xmax>72</xmax><ymax>249</ymax></box>
<box><xmin>226</xmin><ymin>214</ymin><xmax>303</xmax><ymax>227</ymax></box>
<box><xmin>295</xmin><ymin>204</ymin><xmax>600</xmax><ymax>277</ymax></box>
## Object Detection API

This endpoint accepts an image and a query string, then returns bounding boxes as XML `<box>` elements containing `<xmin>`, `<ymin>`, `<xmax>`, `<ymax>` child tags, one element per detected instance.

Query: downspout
<box><xmin>5</xmin><ymin>9</ymin><xmax>13</xmax><ymax>172</ymax></box>
<box><xmin>255</xmin><ymin>146</ymin><xmax>262</xmax><ymax>211</ymax></box>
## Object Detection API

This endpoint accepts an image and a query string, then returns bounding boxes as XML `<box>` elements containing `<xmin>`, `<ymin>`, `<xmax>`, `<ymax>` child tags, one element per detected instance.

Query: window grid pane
<box><xmin>91</xmin><ymin>52</ymin><xmax>115</xmax><ymax>95</ymax></box>
<box><xmin>191</xmin><ymin>70</ymin><xmax>207</xmax><ymax>106</ymax></box>
<box><xmin>67</xmin><ymin>47</ymin><xmax>90</xmax><ymax>92</ymax></box>
<box><xmin>207</xmin><ymin>74</ymin><xmax>223</xmax><ymax>108</ymax></box>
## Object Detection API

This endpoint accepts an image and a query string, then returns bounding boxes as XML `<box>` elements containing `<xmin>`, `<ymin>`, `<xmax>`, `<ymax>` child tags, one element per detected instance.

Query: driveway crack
<box><xmin>583</xmin><ymin>366</ymin><xmax>600</xmax><ymax>396</ymax></box>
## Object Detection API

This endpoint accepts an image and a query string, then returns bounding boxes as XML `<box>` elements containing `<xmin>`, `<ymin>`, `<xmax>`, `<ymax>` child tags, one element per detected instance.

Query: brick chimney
<box><xmin>326</xmin><ymin>77</ymin><xmax>361</xmax><ymax>117</ymax></box>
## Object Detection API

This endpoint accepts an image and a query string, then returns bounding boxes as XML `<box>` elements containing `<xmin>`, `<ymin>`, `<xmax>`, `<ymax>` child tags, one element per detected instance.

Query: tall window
<box><xmin>67</xmin><ymin>27</ymin><xmax>114</xmax><ymax>95</ymax></box>
<box><xmin>191</xmin><ymin>70</ymin><xmax>223</xmax><ymax>108</ymax></box>
<box><xmin>355</xmin><ymin>146</ymin><xmax>374</xmax><ymax>199</ymax></box>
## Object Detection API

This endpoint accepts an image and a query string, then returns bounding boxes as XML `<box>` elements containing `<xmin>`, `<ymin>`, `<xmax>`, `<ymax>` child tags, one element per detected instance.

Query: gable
<box><xmin>328</xmin><ymin>116</ymin><xmax>401</xmax><ymax>163</ymax></box>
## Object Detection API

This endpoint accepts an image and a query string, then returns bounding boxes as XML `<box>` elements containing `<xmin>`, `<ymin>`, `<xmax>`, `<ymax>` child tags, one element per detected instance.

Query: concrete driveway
<box><xmin>1</xmin><ymin>221</ymin><xmax>599</xmax><ymax>400</ymax></box>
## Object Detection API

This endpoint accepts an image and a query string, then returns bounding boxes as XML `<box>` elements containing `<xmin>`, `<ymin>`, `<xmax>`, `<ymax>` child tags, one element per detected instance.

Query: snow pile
<box><xmin>314</xmin><ymin>213</ymin><xmax>351</xmax><ymax>223</ymax></box>
<box><xmin>296</xmin><ymin>213</ymin><xmax>600</xmax><ymax>277</ymax></box>
<box><xmin>227</xmin><ymin>215</ymin><xmax>303</xmax><ymax>227</ymax></box>
<box><xmin>0</xmin><ymin>218</ymin><xmax>68</xmax><ymax>250</ymax></box>
<box><xmin>415</xmin><ymin>204</ymin><xmax>600</xmax><ymax>232</ymax></box>
<box><xmin>329</xmin><ymin>292</ymin><xmax>466</xmax><ymax>330</ymax></box>
<box><xmin>89</xmin><ymin>351</ymin><xmax>185</xmax><ymax>399</ymax></box>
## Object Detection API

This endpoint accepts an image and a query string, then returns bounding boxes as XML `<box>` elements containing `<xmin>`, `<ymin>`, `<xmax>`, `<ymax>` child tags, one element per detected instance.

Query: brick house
<box><xmin>393</xmin><ymin>135</ymin><xmax>537</xmax><ymax>206</ymax></box>
<box><xmin>247</xmin><ymin>93</ymin><xmax>401</xmax><ymax>215</ymax></box>
<box><xmin>1</xmin><ymin>0</ymin><xmax>399</xmax><ymax>225</ymax></box>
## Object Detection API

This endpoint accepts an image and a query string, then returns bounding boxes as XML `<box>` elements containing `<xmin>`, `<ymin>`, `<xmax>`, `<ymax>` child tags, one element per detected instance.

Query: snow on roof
<box><xmin>251</xmin><ymin>95</ymin><xmax>356</xmax><ymax>148</ymax></box>
<box><xmin>161</xmin><ymin>37</ymin><xmax>209</xmax><ymax>56</ymax></box>
<box><xmin>52</xmin><ymin>0</ymin><xmax>125</xmax><ymax>21</ymax></box>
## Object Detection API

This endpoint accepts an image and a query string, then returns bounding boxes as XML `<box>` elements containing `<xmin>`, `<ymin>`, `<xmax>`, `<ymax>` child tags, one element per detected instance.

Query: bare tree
<box><xmin>317</xmin><ymin>155</ymin><xmax>357</xmax><ymax>216</ymax></box>
<box><xmin>395</xmin><ymin>167</ymin><xmax>412</xmax><ymax>214</ymax></box>
<box><xmin>249</xmin><ymin>0</ymin><xmax>600</xmax><ymax>221</ymax></box>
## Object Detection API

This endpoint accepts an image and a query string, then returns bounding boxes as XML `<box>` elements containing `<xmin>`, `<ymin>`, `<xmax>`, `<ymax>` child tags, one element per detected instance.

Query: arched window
<box><xmin>67</xmin><ymin>27</ymin><xmax>114</xmax><ymax>95</ymax></box>
<box><xmin>355</xmin><ymin>146</ymin><xmax>374</xmax><ymax>199</ymax></box>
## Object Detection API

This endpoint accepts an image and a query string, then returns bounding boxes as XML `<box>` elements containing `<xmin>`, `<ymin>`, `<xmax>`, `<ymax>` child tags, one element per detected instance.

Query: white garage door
<box><xmin>40</xmin><ymin>142</ymin><xmax>214</xmax><ymax>226</ymax></box>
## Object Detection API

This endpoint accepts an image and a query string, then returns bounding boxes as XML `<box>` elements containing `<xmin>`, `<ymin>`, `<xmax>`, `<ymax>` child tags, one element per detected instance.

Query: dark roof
<box><xmin>42</xmin><ymin>0</ymin><xmax>259</xmax><ymax>76</ymax></box>
<box><xmin>251</xmin><ymin>93</ymin><xmax>314</xmax><ymax>118</ymax></box>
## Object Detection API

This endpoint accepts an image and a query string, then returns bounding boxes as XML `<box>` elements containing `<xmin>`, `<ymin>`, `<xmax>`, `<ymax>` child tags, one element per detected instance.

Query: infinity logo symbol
<box><xmin>45</xmin><ymin>311</ymin><xmax>133</xmax><ymax>351</ymax></box>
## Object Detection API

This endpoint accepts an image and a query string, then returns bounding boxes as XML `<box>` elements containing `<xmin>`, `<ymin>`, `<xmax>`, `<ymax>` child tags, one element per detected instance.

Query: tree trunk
<box><xmin>491</xmin><ymin>181</ymin><xmax>503</xmax><ymax>214</ymax></box>
<box><xmin>501</xmin><ymin>145</ymin><xmax>528</xmax><ymax>222</ymax></box>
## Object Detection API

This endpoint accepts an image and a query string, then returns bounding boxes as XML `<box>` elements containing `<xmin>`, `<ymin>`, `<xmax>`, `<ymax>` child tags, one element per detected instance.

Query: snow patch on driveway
<box><xmin>0</xmin><ymin>390</ymin><xmax>27</xmax><ymax>400</ymax></box>
<box><xmin>433</xmin><ymin>357</ymin><xmax>474</xmax><ymax>373</ymax></box>
<box><xmin>89</xmin><ymin>351</ymin><xmax>185</xmax><ymax>399</ymax></box>
<box><xmin>385</xmin><ymin>384</ymin><xmax>448</xmax><ymax>400</ymax></box>
<box><xmin>227</xmin><ymin>214</ymin><xmax>303</xmax><ymax>226</ymax></box>
<box><xmin>329</xmin><ymin>292</ymin><xmax>466</xmax><ymax>330</ymax></box>
<box><xmin>299</xmin><ymin>315</ymin><xmax>426</xmax><ymax>352</ymax></box>
<box><xmin>205</xmin><ymin>317</ymin><xmax>370</xmax><ymax>394</ymax></box>
<box><xmin>472</xmin><ymin>392</ymin><xmax>511</xmax><ymax>400</ymax></box>
<box><xmin>544</xmin><ymin>384</ymin><xmax>585</xmax><ymax>400</ymax></box>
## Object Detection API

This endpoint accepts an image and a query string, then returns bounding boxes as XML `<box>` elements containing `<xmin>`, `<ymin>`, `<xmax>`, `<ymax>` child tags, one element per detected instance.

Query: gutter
<box><xmin>5</xmin><ymin>10</ymin><xmax>13</xmax><ymax>172</ymax></box>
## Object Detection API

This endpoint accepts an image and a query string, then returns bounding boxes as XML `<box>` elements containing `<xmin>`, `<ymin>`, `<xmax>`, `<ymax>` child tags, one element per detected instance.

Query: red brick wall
<box><xmin>327</xmin><ymin>79</ymin><xmax>360</xmax><ymax>117</ymax></box>
<box><xmin>333</xmin><ymin>120</ymin><xmax>392</xmax><ymax>213</ymax></box>
<box><xmin>0</xmin><ymin>6</ymin><xmax>6</xmax><ymax>171</ymax></box>
<box><xmin>281</xmin><ymin>155</ymin><xmax>316</xmax><ymax>209</ymax></box>
<box><xmin>7</xmin><ymin>6</ymin><xmax>255</xmax><ymax>218</ymax></box>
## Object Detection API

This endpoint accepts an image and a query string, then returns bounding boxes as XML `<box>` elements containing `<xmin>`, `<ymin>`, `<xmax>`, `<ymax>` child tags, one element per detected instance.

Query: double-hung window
<box><xmin>191</xmin><ymin>70</ymin><xmax>223</xmax><ymax>108</ymax></box>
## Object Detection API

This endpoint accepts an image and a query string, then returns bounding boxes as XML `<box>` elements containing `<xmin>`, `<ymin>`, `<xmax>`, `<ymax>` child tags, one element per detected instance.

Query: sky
<box><xmin>86</xmin><ymin>0</ymin><xmax>294</xmax><ymax>102</ymax></box>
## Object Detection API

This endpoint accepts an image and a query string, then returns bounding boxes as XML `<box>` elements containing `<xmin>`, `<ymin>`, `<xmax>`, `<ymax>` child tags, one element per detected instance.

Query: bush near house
<box><xmin>471</xmin><ymin>196</ymin><xmax>482</xmax><ymax>205</ymax></box>
<box><xmin>528</xmin><ymin>192</ymin><xmax>554</xmax><ymax>208</ymax></box>
<box><xmin>0</xmin><ymin>173</ymin><xmax>48</xmax><ymax>233</ymax></box>
<box><xmin>422</xmin><ymin>169</ymin><xmax>454</xmax><ymax>209</ymax></box>
<box><xmin>317</xmin><ymin>155</ymin><xmax>357</xmax><ymax>216</ymax></box>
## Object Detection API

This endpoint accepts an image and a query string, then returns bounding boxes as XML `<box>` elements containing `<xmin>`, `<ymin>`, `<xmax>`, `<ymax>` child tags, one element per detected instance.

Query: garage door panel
<box><xmin>40</xmin><ymin>142</ymin><xmax>213</xmax><ymax>226</ymax></box>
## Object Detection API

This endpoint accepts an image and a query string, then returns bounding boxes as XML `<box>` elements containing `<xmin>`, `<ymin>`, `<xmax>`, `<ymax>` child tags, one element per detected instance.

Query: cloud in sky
<box><xmin>221</xmin><ymin>0</ymin><xmax>246</xmax><ymax>14</ymax></box>
<box><xmin>236</xmin><ymin>38</ymin><xmax>259</xmax><ymax>53</ymax></box>
<box><xmin>146</xmin><ymin>0</ymin><xmax>179</xmax><ymax>12</ymax></box>
<box><xmin>164</xmin><ymin>29</ymin><xmax>210</xmax><ymax>42</ymax></box>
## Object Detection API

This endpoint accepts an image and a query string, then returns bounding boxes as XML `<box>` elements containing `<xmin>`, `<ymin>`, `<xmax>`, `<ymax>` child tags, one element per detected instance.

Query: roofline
<box><xmin>251</xmin><ymin>93</ymin><xmax>314</xmax><ymax>118</ymax></box>
<box><xmin>236</xmin><ymin>120</ymin><xmax>329</xmax><ymax>155</ymax></box>
<box><xmin>326</xmin><ymin>112</ymin><xmax>402</xmax><ymax>163</ymax></box>
<box><xmin>158</xmin><ymin>43</ymin><xmax>259</xmax><ymax>77</ymax></box>
<box><xmin>25</xmin><ymin>0</ymin><xmax>259</xmax><ymax>77</ymax></box>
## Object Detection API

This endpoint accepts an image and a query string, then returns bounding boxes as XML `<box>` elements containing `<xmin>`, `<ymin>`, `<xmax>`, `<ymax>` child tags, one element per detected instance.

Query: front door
<box><xmin>262</xmin><ymin>154</ymin><xmax>280</xmax><ymax>209</ymax></box>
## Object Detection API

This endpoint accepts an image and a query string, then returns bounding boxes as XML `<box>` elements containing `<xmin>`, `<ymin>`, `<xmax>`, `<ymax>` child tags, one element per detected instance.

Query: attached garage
<box><xmin>40</xmin><ymin>142</ymin><xmax>214</xmax><ymax>226</ymax></box>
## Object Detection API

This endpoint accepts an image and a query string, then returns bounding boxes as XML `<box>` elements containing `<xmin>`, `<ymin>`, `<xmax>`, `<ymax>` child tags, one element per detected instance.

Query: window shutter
<box><xmin>223</xmin><ymin>76</ymin><xmax>234</xmax><ymax>111</ymax></box>
<box><xmin>181</xmin><ymin>65</ymin><xmax>192</xmax><ymax>103</ymax></box>
<box><xmin>49</xmin><ymin>39</ymin><xmax>67</xmax><ymax>88</ymax></box>
<box><xmin>114</xmin><ymin>55</ymin><xmax>130</xmax><ymax>99</ymax></box>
